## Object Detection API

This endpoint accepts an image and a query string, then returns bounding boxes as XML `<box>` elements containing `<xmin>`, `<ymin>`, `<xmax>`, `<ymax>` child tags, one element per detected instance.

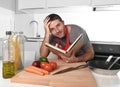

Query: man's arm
<box><xmin>40</xmin><ymin>34</ymin><xmax>50</xmax><ymax>57</ymax></box>
<box><xmin>77</xmin><ymin>48</ymin><xmax>94</xmax><ymax>62</ymax></box>
<box><xmin>40</xmin><ymin>17</ymin><xmax>51</xmax><ymax>57</ymax></box>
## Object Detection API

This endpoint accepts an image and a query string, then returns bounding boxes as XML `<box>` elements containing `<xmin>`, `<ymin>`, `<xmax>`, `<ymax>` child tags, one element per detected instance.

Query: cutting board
<box><xmin>11</xmin><ymin>60</ymin><xmax>97</xmax><ymax>87</ymax></box>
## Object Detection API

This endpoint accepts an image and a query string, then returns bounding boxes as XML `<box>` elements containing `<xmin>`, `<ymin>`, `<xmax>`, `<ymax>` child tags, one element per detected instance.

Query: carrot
<box><xmin>24</xmin><ymin>66</ymin><xmax>45</xmax><ymax>76</ymax></box>
<box><xmin>28</xmin><ymin>65</ymin><xmax>49</xmax><ymax>75</ymax></box>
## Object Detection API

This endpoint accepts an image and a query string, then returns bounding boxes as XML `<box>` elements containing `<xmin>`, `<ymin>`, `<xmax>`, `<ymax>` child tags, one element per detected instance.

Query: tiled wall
<box><xmin>34</xmin><ymin>10</ymin><xmax>120</xmax><ymax>42</ymax></box>
<box><xmin>0</xmin><ymin>9</ymin><xmax>14</xmax><ymax>38</ymax></box>
<box><xmin>0</xmin><ymin>7</ymin><xmax>15</xmax><ymax>59</ymax></box>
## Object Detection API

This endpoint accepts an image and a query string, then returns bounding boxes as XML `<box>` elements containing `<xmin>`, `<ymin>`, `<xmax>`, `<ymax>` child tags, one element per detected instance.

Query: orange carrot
<box><xmin>24</xmin><ymin>66</ymin><xmax>45</xmax><ymax>76</ymax></box>
<box><xmin>28</xmin><ymin>65</ymin><xmax>49</xmax><ymax>75</ymax></box>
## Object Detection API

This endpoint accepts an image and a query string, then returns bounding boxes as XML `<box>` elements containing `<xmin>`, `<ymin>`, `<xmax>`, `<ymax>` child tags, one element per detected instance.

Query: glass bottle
<box><xmin>2</xmin><ymin>31</ymin><xmax>15</xmax><ymax>78</ymax></box>
<box><xmin>16</xmin><ymin>32</ymin><xmax>25</xmax><ymax>70</ymax></box>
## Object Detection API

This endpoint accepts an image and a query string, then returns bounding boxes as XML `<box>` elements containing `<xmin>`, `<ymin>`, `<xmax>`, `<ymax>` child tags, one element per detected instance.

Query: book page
<box><xmin>45</xmin><ymin>34</ymin><xmax>83</xmax><ymax>57</ymax></box>
<box><xmin>45</xmin><ymin>43</ymin><xmax>71</xmax><ymax>57</ymax></box>
<box><xmin>66</xmin><ymin>34</ymin><xmax>83</xmax><ymax>52</ymax></box>
<box><xmin>45</xmin><ymin>43</ymin><xmax>66</xmax><ymax>54</ymax></box>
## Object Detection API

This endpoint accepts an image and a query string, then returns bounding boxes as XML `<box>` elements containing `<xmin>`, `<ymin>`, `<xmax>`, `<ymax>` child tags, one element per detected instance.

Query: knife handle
<box><xmin>75</xmin><ymin>64</ymin><xmax>88</xmax><ymax>69</ymax></box>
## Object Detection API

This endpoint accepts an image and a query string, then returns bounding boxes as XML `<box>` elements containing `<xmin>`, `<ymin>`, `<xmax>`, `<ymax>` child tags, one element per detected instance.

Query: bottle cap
<box><xmin>6</xmin><ymin>31</ymin><xmax>12</xmax><ymax>35</ymax></box>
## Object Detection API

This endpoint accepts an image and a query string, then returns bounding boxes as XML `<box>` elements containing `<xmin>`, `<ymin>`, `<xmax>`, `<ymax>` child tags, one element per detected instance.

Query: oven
<box><xmin>87</xmin><ymin>41</ymin><xmax>120</xmax><ymax>87</ymax></box>
<box><xmin>87</xmin><ymin>41</ymin><xmax>120</xmax><ymax>75</ymax></box>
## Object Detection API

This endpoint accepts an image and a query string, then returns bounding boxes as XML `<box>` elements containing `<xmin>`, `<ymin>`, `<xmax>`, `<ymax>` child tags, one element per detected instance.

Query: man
<box><xmin>40</xmin><ymin>13</ymin><xmax>94</xmax><ymax>63</ymax></box>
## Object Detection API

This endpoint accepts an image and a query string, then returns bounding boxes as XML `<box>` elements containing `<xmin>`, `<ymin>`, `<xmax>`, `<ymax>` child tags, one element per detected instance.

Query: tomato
<box><xmin>40</xmin><ymin>62</ymin><xmax>48</xmax><ymax>69</ymax></box>
<box><xmin>40</xmin><ymin>61</ymin><xmax>57</xmax><ymax>72</ymax></box>
<box><xmin>44</xmin><ymin>63</ymin><xmax>53</xmax><ymax>72</ymax></box>
<box><xmin>50</xmin><ymin>61</ymin><xmax>57</xmax><ymax>70</ymax></box>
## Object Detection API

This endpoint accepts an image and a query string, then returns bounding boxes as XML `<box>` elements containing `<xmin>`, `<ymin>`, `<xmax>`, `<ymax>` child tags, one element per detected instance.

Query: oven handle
<box><xmin>94</xmin><ymin>55</ymin><xmax>117</xmax><ymax>59</ymax></box>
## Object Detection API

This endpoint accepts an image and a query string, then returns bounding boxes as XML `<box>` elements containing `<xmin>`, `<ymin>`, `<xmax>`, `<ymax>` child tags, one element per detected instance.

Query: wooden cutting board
<box><xmin>11</xmin><ymin>60</ymin><xmax>97</xmax><ymax>87</ymax></box>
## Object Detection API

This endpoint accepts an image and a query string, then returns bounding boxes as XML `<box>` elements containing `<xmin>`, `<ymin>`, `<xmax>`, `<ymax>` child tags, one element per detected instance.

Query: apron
<box><xmin>57</xmin><ymin>26</ymin><xmax>71</xmax><ymax>60</ymax></box>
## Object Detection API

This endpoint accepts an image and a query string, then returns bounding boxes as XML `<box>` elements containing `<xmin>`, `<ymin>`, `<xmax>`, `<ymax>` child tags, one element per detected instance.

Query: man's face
<box><xmin>49</xmin><ymin>19</ymin><xmax>65</xmax><ymax>38</ymax></box>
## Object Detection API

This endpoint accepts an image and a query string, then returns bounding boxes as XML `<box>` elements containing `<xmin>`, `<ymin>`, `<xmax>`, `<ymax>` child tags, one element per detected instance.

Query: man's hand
<box><xmin>58</xmin><ymin>53</ymin><xmax>82</xmax><ymax>63</ymax></box>
<box><xmin>44</xmin><ymin>17</ymin><xmax>51</xmax><ymax>35</ymax></box>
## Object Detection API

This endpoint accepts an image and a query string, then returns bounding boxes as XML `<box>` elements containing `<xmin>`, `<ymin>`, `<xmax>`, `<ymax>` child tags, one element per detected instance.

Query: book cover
<box><xmin>45</xmin><ymin>34</ymin><xmax>83</xmax><ymax>57</ymax></box>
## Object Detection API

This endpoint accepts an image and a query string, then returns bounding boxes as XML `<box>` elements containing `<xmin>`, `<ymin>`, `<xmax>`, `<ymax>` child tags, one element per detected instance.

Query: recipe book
<box><xmin>45</xmin><ymin>34</ymin><xmax>83</xmax><ymax>57</ymax></box>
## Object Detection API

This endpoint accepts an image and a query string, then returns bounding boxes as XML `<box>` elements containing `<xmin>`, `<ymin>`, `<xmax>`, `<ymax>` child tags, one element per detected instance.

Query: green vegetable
<box><xmin>38</xmin><ymin>57</ymin><xmax>49</xmax><ymax>63</ymax></box>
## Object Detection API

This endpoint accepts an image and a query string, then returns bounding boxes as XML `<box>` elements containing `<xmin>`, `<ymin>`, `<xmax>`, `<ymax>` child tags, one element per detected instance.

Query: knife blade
<box><xmin>52</xmin><ymin>64</ymin><xmax>88</xmax><ymax>75</ymax></box>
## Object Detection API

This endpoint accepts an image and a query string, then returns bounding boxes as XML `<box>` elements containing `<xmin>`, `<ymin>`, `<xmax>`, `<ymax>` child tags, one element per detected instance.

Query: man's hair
<box><xmin>45</xmin><ymin>13</ymin><xmax>63</xmax><ymax>22</ymax></box>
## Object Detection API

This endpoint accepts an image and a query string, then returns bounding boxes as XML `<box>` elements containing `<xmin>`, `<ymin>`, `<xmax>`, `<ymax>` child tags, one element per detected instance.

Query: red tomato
<box><xmin>40</xmin><ymin>62</ymin><xmax>48</xmax><ymax>69</ymax></box>
<box><xmin>44</xmin><ymin>63</ymin><xmax>53</xmax><ymax>72</ymax></box>
<box><xmin>50</xmin><ymin>61</ymin><xmax>57</xmax><ymax>70</ymax></box>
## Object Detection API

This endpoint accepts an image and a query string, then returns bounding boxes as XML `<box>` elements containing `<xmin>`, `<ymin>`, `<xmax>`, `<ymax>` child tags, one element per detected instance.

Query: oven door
<box><xmin>87</xmin><ymin>42</ymin><xmax>120</xmax><ymax>75</ymax></box>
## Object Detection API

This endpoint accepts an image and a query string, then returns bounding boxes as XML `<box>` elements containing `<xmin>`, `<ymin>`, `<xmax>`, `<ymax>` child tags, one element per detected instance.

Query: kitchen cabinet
<box><xmin>17</xmin><ymin>0</ymin><xmax>46</xmax><ymax>10</ymax></box>
<box><xmin>91</xmin><ymin>0</ymin><xmax>120</xmax><ymax>6</ymax></box>
<box><xmin>17</xmin><ymin>0</ymin><xmax>90</xmax><ymax>10</ymax></box>
<box><xmin>47</xmin><ymin>0</ymin><xmax>90</xmax><ymax>8</ymax></box>
<box><xmin>17</xmin><ymin>0</ymin><xmax>120</xmax><ymax>10</ymax></box>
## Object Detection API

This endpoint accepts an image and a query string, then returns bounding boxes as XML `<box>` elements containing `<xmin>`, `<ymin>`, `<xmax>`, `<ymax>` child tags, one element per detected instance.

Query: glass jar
<box><xmin>14</xmin><ymin>31</ymin><xmax>25</xmax><ymax>71</ymax></box>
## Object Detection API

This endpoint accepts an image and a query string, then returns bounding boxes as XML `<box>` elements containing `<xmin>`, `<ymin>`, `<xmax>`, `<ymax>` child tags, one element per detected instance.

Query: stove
<box><xmin>92</xmin><ymin>41</ymin><xmax>120</xmax><ymax>64</ymax></box>
<box><xmin>90</xmin><ymin>41</ymin><xmax>120</xmax><ymax>87</ymax></box>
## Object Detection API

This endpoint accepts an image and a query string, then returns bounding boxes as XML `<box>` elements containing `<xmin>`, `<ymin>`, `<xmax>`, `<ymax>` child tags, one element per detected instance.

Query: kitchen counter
<box><xmin>0</xmin><ymin>60</ymin><xmax>120</xmax><ymax>87</ymax></box>
<box><xmin>0</xmin><ymin>60</ymin><xmax>51</xmax><ymax>87</ymax></box>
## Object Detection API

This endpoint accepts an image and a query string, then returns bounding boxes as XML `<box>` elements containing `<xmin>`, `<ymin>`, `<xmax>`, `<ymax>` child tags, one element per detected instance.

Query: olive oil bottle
<box><xmin>2</xmin><ymin>31</ymin><xmax>15</xmax><ymax>78</ymax></box>
<box><xmin>3</xmin><ymin>61</ymin><xmax>15</xmax><ymax>78</ymax></box>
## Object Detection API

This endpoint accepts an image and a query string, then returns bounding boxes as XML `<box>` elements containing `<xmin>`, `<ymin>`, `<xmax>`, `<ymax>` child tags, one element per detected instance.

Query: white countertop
<box><xmin>92</xmin><ymin>71</ymin><xmax>120</xmax><ymax>87</ymax></box>
<box><xmin>0</xmin><ymin>60</ymin><xmax>120</xmax><ymax>87</ymax></box>
<box><xmin>0</xmin><ymin>60</ymin><xmax>52</xmax><ymax>87</ymax></box>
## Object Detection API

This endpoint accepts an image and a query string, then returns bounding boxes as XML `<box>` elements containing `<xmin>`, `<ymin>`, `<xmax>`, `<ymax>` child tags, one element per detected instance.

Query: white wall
<box><xmin>0</xmin><ymin>0</ymin><xmax>15</xmax><ymax>58</ymax></box>
<box><xmin>0</xmin><ymin>7</ymin><xmax>15</xmax><ymax>38</ymax></box>
<box><xmin>60</xmin><ymin>11</ymin><xmax>120</xmax><ymax>42</ymax></box>
<box><xmin>14</xmin><ymin>7</ymin><xmax>120</xmax><ymax>61</ymax></box>
<box><xmin>34</xmin><ymin>7</ymin><xmax>120</xmax><ymax>42</ymax></box>
<box><xmin>14</xmin><ymin>14</ymin><xmax>34</xmax><ymax>37</ymax></box>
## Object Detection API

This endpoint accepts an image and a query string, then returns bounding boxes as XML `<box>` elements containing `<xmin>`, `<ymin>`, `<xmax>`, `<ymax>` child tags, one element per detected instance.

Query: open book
<box><xmin>45</xmin><ymin>34</ymin><xmax>83</xmax><ymax>57</ymax></box>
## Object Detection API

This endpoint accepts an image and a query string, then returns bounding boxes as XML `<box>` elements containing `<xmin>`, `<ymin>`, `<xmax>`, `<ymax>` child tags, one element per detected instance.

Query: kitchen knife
<box><xmin>52</xmin><ymin>64</ymin><xmax>88</xmax><ymax>75</ymax></box>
